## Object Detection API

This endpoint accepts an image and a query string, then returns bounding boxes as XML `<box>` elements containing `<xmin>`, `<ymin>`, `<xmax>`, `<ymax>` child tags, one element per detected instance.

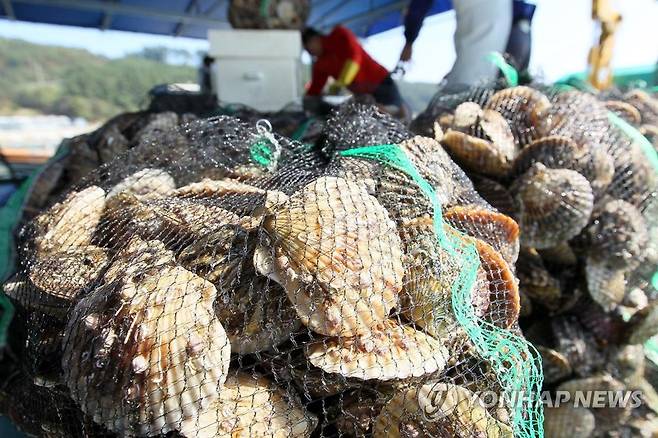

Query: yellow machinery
<box><xmin>588</xmin><ymin>0</ymin><xmax>622</xmax><ymax>89</ymax></box>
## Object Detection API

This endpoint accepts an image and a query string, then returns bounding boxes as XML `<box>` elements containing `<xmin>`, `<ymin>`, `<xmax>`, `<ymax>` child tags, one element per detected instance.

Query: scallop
<box><xmin>511</xmin><ymin>135</ymin><xmax>615</xmax><ymax>196</ymax></box>
<box><xmin>306</xmin><ymin>320</ymin><xmax>448</xmax><ymax>381</ymax></box>
<box><xmin>106</xmin><ymin>168</ymin><xmax>175</xmax><ymax>200</ymax></box>
<box><xmin>470</xmin><ymin>175</ymin><xmax>518</xmax><ymax>219</ymax></box>
<box><xmin>172</xmin><ymin>177</ymin><xmax>266</xmax><ymax>198</ymax></box>
<box><xmin>217</xmin><ymin>274</ymin><xmax>301</xmax><ymax>355</ymax></box>
<box><xmin>34</xmin><ymin>186</ymin><xmax>106</xmax><ymax>254</ymax></box>
<box><xmin>605</xmin><ymin>100</ymin><xmax>642</xmax><ymax>125</ymax></box>
<box><xmin>103</xmin><ymin>235</ymin><xmax>176</xmax><ymax>284</ymax></box>
<box><xmin>557</xmin><ymin>374</ymin><xmax>629</xmax><ymax>432</ymax></box>
<box><xmin>254</xmin><ymin>176</ymin><xmax>404</xmax><ymax>337</ymax></box>
<box><xmin>443</xmin><ymin>205</ymin><xmax>520</xmax><ymax>265</ymax></box>
<box><xmin>606</xmin><ymin>141</ymin><xmax>656</xmax><ymax>209</ymax></box>
<box><xmin>441</xmin><ymin>116</ymin><xmax>516</xmax><ymax>178</ymax></box>
<box><xmin>537</xmin><ymin>346</ymin><xmax>572</xmax><ymax>385</ymax></box>
<box><xmin>472</xmin><ymin>237</ymin><xmax>520</xmax><ymax>328</ymax></box>
<box><xmin>62</xmin><ymin>262</ymin><xmax>231</xmax><ymax>436</ymax></box>
<box><xmin>398</xmin><ymin>217</ymin><xmax>471</xmax><ymax>338</ymax></box>
<box><xmin>586</xmin><ymin>199</ymin><xmax>648</xmax><ymax>271</ymax></box>
<box><xmin>485</xmin><ymin>86</ymin><xmax>552</xmax><ymax>145</ymax></box>
<box><xmin>102</xmin><ymin>193</ymin><xmax>253</xmax><ymax>249</ymax></box>
<box><xmin>516</xmin><ymin>247</ymin><xmax>561</xmax><ymax>311</ymax></box>
<box><xmin>543</xmin><ymin>405</ymin><xmax>595</xmax><ymax>438</ymax></box>
<box><xmin>7</xmin><ymin>245</ymin><xmax>108</xmax><ymax>316</ymax></box>
<box><xmin>373</xmin><ymin>382</ymin><xmax>514</xmax><ymax>438</ymax></box>
<box><xmin>511</xmin><ymin>163</ymin><xmax>594</xmax><ymax>249</ymax></box>
<box><xmin>396</xmin><ymin>136</ymin><xmax>458</xmax><ymax>205</ymax></box>
<box><xmin>182</xmin><ymin>373</ymin><xmax>317</xmax><ymax>438</ymax></box>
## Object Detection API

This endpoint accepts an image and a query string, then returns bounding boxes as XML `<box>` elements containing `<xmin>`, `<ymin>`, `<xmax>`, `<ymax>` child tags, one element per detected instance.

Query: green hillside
<box><xmin>0</xmin><ymin>38</ymin><xmax>196</xmax><ymax>121</ymax></box>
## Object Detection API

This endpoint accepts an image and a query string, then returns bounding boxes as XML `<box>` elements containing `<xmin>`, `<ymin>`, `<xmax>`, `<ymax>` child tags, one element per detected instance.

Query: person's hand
<box><xmin>400</xmin><ymin>42</ymin><xmax>413</xmax><ymax>62</ymax></box>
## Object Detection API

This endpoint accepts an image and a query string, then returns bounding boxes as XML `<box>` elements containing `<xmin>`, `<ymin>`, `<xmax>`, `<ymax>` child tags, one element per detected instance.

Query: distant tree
<box><xmin>131</xmin><ymin>46</ymin><xmax>169</xmax><ymax>63</ymax></box>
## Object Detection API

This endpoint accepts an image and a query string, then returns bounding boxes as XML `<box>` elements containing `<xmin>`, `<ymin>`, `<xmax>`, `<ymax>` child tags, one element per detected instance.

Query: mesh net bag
<box><xmin>413</xmin><ymin>83</ymin><xmax>658</xmax><ymax>436</ymax></box>
<box><xmin>2</xmin><ymin>104</ymin><xmax>543</xmax><ymax>437</ymax></box>
<box><xmin>228</xmin><ymin>0</ymin><xmax>309</xmax><ymax>30</ymax></box>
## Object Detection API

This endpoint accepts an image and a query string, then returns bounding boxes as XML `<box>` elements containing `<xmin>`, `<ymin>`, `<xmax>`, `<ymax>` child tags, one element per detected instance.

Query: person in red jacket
<box><xmin>302</xmin><ymin>26</ymin><xmax>406</xmax><ymax>117</ymax></box>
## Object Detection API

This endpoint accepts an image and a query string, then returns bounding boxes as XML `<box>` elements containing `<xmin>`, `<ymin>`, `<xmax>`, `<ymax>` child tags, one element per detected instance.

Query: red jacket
<box><xmin>306</xmin><ymin>26</ymin><xmax>389</xmax><ymax>96</ymax></box>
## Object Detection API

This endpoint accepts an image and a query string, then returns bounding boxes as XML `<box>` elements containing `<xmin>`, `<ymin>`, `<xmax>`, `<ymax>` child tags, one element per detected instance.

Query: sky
<box><xmin>0</xmin><ymin>0</ymin><xmax>656</xmax><ymax>83</ymax></box>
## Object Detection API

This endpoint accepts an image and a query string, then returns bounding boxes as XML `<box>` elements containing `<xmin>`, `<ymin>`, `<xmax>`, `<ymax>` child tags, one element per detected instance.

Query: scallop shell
<box><xmin>606</xmin><ymin>140</ymin><xmax>656</xmax><ymax>209</ymax></box>
<box><xmin>537</xmin><ymin>346</ymin><xmax>572</xmax><ymax>385</ymax></box>
<box><xmin>516</xmin><ymin>247</ymin><xmax>561</xmax><ymax>311</ymax></box>
<box><xmin>396</xmin><ymin>136</ymin><xmax>458</xmax><ymax>205</ymax></box>
<box><xmin>585</xmin><ymin>256</ymin><xmax>627</xmax><ymax>312</ymax></box>
<box><xmin>470</xmin><ymin>175</ymin><xmax>518</xmax><ymax>220</ymax></box>
<box><xmin>449</xmin><ymin>104</ymin><xmax>517</xmax><ymax>156</ymax></box>
<box><xmin>373</xmin><ymin>382</ymin><xmax>514</xmax><ymax>438</ymax></box>
<box><xmin>375</xmin><ymin>169</ymin><xmax>435</xmax><ymax>224</ymax></box>
<box><xmin>184</xmin><ymin>372</ymin><xmax>317</xmax><ymax>438</ymax></box>
<box><xmin>104</xmin><ymin>235</ymin><xmax>176</xmax><ymax>284</ymax></box>
<box><xmin>398</xmin><ymin>217</ymin><xmax>471</xmax><ymax>338</ymax></box>
<box><xmin>557</xmin><ymin>374</ymin><xmax>629</xmax><ymax>432</ymax></box>
<box><xmin>172</xmin><ymin>177</ymin><xmax>266</xmax><ymax>198</ymax></box>
<box><xmin>511</xmin><ymin>135</ymin><xmax>588</xmax><ymax>175</ymax></box>
<box><xmin>471</xmin><ymin>237</ymin><xmax>520</xmax><ymax>328</ymax></box>
<box><xmin>485</xmin><ymin>86</ymin><xmax>552</xmax><ymax>145</ymax></box>
<box><xmin>443</xmin><ymin>205</ymin><xmax>520</xmax><ymax>265</ymax></box>
<box><xmin>254</xmin><ymin>176</ymin><xmax>404</xmax><ymax>337</ymax></box>
<box><xmin>62</xmin><ymin>262</ymin><xmax>231</xmax><ymax>436</ymax></box>
<box><xmin>605</xmin><ymin>100</ymin><xmax>642</xmax><ymax>125</ymax></box>
<box><xmin>102</xmin><ymin>193</ymin><xmax>252</xmax><ymax>249</ymax></box>
<box><xmin>332</xmin><ymin>390</ymin><xmax>384</xmax><ymax>437</ymax></box>
<box><xmin>34</xmin><ymin>186</ymin><xmax>105</xmax><ymax>254</ymax></box>
<box><xmin>543</xmin><ymin>405</ymin><xmax>595</xmax><ymax>438</ymax></box>
<box><xmin>551</xmin><ymin>316</ymin><xmax>605</xmax><ymax>377</ymax></box>
<box><xmin>586</xmin><ymin>199</ymin><xmax>648</xmax><ymax>271</ymax></box>
<box><xmin>511</xmin><ymin>163</ymin><xmax>594</xmax><ymax>249</ymax></box>
<box><xmin>7</xmin><ymin>245</ymin><xmax>108</xmax><ymax>316</ymax></box>
<box><xmin>306</xmin><ymin>319</ymin><xmax>448</xmax><ymax>381</ymax></box>
<box><xmin>217</xmin><ymin>274</ymin><xmax>301</xmax><ymax>355</ymax></box>
<box><xmin>441</xmin><ymin>129</ymin><xmax>514</xmax><ymax>178</ymax></box>
<box><xmin>106</xmin><ymin>168</ymin><xmax>175</xmax><ymax>200</ymax></box>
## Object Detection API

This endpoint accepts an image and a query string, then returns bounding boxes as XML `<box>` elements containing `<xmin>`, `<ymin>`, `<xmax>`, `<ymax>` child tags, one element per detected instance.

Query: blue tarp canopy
<box><xmin>0</xmin><ymin>0</ymin><xmax>452</xmax><ymax>39</ymax></box>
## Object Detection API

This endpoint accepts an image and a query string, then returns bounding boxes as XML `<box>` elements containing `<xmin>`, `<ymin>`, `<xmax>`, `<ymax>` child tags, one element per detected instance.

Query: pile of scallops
<box><xmin>2</xmin><ymin>114</ymin><xmax>529</xmax><ymax>437</ymax></box>
<box><xmin>416</xmin><ymin>85</ymin><xmax>658</xmax><ymax>437</ymax></box>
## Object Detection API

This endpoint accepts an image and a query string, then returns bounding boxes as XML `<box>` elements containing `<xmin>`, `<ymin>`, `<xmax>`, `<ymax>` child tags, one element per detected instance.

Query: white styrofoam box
<box><xmin>208</xmin><ymin>29</ymin><xmax>301</xmax><ymax>59</ymax></box>
<box><xmin>208</xmin><ymin>29</ymin><xmax>303</xmax><ymax>111</ymax></box>
<box><xmin>214</xmin><ymin>58</ymin><xmax>302</xmax><ymax>111</ymax></box>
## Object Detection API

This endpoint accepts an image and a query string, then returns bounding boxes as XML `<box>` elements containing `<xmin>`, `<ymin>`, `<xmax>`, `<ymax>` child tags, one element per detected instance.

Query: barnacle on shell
<box><xmin>306</xmin><ymin>319</ymin><xmax>448</xmax><ymax>381</ymax></box>
<box><xmin>34</xmin><ymin>186</ymin><xmax>106</xmax><ymax>254</ymax></box>
<box><xmin>512</xmin><ymin>163</ymin><xmax>594</xmax><ymax>249</ymax></box>
<box><xmin>106</xmin><ymin>168</ymin><xmax>175</xmax><ymax>200</ymax></box>
<box><xmin>254</xmin><ymin>176</ymin><xmax>404</xmax><ymax>337</ymax></box>
<box><xmin>62</xmin><ymin>259</ymin><xmax>231</xmax><ymax>436</ymax></box>
<box><xmin>373</xmin><ymin>382</ymin><xmax>514</xmax><ymax>438</ymax></box>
